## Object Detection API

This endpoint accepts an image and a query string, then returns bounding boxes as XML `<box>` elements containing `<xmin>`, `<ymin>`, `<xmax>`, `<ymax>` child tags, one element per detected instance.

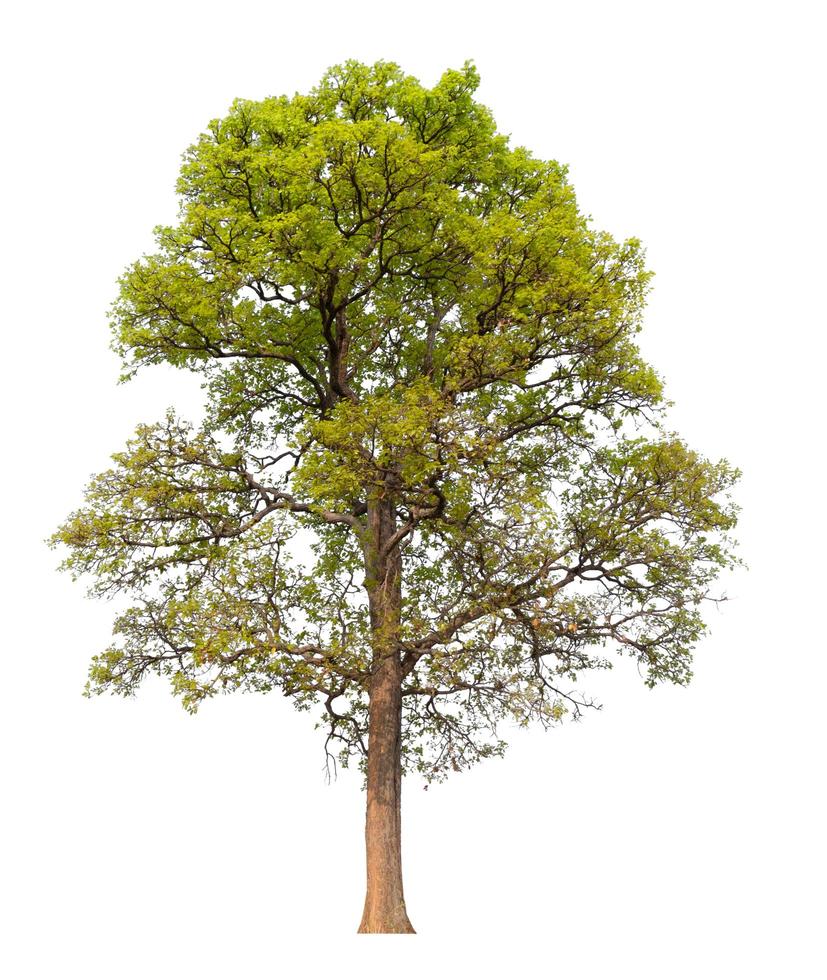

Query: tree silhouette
<box><xmin>52</xmin><ymin>60</ymin><xmax>739</xmax><ymax>933</ymax></box>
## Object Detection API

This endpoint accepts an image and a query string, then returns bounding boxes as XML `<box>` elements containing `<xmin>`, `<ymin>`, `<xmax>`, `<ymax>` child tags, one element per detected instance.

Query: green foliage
<box><xmin>51</xmin><ymin>60</ymin><xmax>739</xmax><ymax>781</ymax></box>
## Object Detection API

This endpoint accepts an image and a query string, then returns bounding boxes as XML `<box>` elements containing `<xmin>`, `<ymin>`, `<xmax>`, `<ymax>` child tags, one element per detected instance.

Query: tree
<box><xmin>51</xmin><ymin>60</ymin><xmax>740</xmax><ymax>934</ymax></box>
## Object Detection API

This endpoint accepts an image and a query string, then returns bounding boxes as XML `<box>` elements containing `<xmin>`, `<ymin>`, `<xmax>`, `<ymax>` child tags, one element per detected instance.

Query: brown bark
<box><xmin>357</xmin><ymin>497</ymin><xmax>415</xmax><ymax>934</ymax></box>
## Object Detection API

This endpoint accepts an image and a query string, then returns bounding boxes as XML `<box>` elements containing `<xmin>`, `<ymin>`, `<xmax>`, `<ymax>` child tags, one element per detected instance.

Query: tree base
<box><xmin>357</xmin><ymin>912</ymin><xmax>416</xmax><ymax>934</ymax></box>
<box><xmin>357</xmin><ymin>894</ymin><xmax>416</xmax><ymax>933</ymax></box>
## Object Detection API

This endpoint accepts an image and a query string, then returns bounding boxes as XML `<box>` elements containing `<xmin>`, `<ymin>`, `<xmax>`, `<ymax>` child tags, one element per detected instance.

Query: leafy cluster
<box><xmin>52</xmin><ymin>61</ymin><xmax>739</xmax><ymax>781</ymax></box>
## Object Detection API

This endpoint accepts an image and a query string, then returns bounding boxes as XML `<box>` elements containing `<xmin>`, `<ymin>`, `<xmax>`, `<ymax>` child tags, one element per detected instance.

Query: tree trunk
<box><xmin>358</xmin><ymin>497</ymin><xmax>415</xmax><ymax>934</ymax></box>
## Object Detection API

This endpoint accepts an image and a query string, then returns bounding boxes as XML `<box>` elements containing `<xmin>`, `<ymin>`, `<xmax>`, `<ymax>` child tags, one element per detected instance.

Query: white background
<box><xmin>1</xmin><ymin>1</ymin><xmax>824</xmax><ymax>976</ymax></box>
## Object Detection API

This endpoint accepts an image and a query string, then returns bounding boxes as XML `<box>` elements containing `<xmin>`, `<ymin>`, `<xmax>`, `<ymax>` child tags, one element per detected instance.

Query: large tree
<box><xmin>52</xmin><ymin>61</ymin><xmax>739</xmax><ymax>934</ymax></box>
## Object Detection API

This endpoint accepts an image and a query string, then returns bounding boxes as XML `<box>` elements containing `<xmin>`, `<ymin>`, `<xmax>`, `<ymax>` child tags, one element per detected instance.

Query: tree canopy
<box><xmin>52</xmin><ymin>59</ymin><xmax>740</xmax><ymax>785</ymax></box>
